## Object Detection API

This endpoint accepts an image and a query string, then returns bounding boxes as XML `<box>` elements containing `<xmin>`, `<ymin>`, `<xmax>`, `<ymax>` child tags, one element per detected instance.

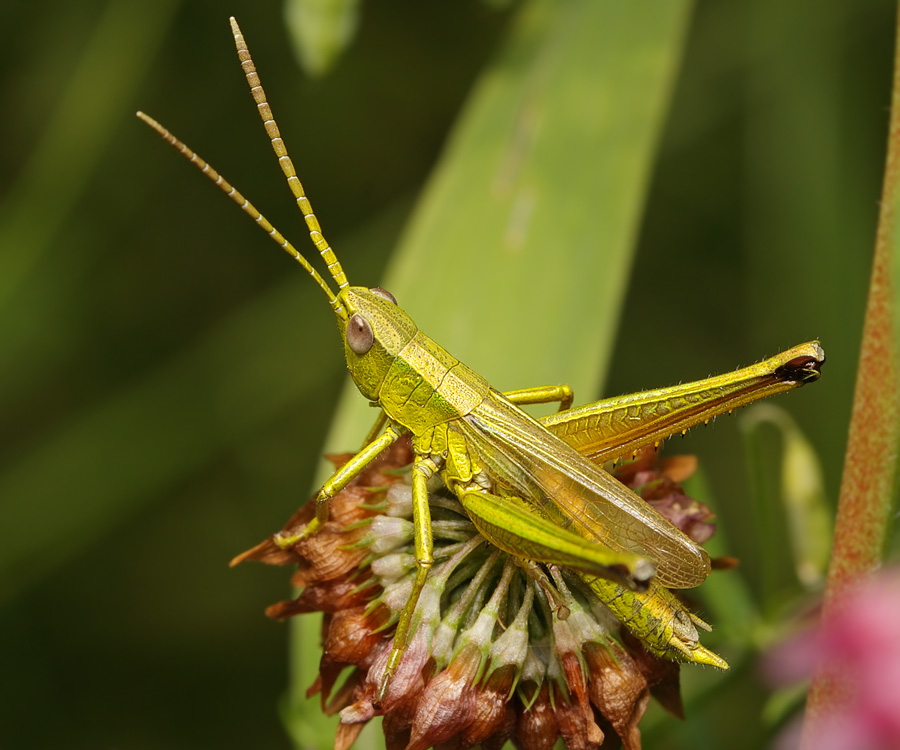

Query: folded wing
<box><xmin>460</xmin><ymin>390</ymin><xmax>711</xmax><ymax>589</ymax></box>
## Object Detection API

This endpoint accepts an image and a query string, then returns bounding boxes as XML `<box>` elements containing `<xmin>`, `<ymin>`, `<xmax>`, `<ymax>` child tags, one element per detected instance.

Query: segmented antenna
<box><xmin>229</xmin><ymin>17</ymin><xmax>350</xmax><ymax>296</ymax></box>
<box><xmin>136</xmin><ymin>111</ymin><xmax>342</xmax><ymax>313</ymax></box>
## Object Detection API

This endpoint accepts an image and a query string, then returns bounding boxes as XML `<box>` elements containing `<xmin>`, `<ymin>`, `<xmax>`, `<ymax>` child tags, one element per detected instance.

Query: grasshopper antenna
<box><xmin>135</xmin><ymin>19</ymin><xmax>351</xmax><ymax>318</ymax></box>
<box><xmin>229</xmin><ymin>17</ymin><xmax>350</xmax><ymax>298</ymax></box>
<box><xmin>134</xmin><ymin>111</ymin><xmax>344</xmax><ymax>315</ymax></box>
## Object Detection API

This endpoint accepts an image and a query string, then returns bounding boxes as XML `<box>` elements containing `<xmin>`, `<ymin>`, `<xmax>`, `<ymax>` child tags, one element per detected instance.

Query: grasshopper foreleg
<box><xmin>275</xmin><ymin>422</ymin><xmax>405</xmax><ymax>548</ymax></box>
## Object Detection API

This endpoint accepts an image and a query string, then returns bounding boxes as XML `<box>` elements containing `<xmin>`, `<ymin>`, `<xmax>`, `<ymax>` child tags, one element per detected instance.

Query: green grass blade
<box><xmin>322</xmin><ymin>0</ymin><xmax>693</xmax><ymax>453</ymax></box>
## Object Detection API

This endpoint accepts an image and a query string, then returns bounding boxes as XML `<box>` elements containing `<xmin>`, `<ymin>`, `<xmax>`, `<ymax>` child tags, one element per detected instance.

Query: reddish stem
<box><xmin>801</xmin><ymin>7</ymin><xmax>900</xmax><ymax>744</ymax></box>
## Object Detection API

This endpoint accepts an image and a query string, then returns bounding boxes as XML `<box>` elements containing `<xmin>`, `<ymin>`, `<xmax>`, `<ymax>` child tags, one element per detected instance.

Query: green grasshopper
<box><xmin>138</xmin><ymin>17</ymin><xmax>824</xmax><ymax>702</ymax></box>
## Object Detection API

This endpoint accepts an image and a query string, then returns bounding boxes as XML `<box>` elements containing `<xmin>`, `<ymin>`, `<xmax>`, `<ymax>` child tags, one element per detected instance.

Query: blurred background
<box><xmin>0</xmin><ymin>0</ymin><xmax>894</xmax><ymax>748</ymax></box>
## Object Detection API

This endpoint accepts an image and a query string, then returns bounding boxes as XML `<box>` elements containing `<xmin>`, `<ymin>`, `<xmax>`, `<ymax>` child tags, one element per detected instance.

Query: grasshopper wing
<box><xmin>461</xmin><ymin>390</ymin><xmax>711</xmax><ymax>589</ymax></box>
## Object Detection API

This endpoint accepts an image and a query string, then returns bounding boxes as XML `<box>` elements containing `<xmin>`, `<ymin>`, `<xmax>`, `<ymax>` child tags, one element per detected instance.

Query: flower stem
<box><xmin>801</xmin><ymin>5</ymin><xmax>900</xmax><ymax>743</ymax></box>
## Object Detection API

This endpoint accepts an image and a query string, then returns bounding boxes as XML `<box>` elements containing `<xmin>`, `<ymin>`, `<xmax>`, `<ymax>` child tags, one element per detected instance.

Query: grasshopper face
<box><xmin>338</xmin><ymin>287</ymin><xmax>418</xmax><ymax>402</ymax></box>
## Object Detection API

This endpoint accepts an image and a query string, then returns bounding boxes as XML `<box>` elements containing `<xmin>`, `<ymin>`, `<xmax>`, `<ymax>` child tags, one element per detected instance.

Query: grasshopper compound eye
<box><xmin>370</xmin><ymin>287</ymin><xmax>397</xmax><ymax>305</ymax></box>
<box><xmin>347</xmin><ymin>314</ymin><xmax>374</xmax><ymax>354</ymax></box>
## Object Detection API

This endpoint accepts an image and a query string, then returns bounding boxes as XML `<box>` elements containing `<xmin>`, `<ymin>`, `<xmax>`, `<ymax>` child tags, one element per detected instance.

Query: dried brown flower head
<box><xmin>232</xmin><ymin>439</ymin><xmax>717</xmax><ymax>750</ymax></box>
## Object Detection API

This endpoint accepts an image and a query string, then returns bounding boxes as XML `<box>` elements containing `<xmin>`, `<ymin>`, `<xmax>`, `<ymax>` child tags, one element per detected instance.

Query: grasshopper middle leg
<box><xmin>503</xmin><ymin>384</ymin><xmax>574</xmax><ymax>412</ymax></box>
<box><xmin>374</xmin><ymin>455</ymin><xmax>435</xmax><ymax>706</ymax></box>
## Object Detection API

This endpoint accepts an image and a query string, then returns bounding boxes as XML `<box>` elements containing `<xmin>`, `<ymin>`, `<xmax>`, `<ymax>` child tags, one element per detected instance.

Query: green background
<box><xmin>0</xmin><ymin>1</ymin><xmax>893</xmax><ymax>748</ymax></box>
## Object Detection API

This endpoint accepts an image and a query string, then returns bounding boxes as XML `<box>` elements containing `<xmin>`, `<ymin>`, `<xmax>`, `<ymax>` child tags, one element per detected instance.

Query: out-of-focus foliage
<box><xmin>284</xmin><ymin>0</ymin><xmax>362</xmax><ymax>77</ymax></box>
<box><xmin>0</xmin><ymin>1</ymin><xmax>893</xmax><ymax>748</ymax></box>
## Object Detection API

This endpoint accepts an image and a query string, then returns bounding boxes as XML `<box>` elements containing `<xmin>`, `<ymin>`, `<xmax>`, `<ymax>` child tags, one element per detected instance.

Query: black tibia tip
<box><xmin>774</xmin><ymin>353</ymin><xmax>825</xmax><ymax>383</ymax></box>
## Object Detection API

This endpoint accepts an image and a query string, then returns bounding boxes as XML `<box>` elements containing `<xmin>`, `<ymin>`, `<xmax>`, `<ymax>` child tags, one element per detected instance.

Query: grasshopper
<box><xmin>138</xmin><ymin>17</ymin><xmax>824</xmax><ymax>702</ymax></box>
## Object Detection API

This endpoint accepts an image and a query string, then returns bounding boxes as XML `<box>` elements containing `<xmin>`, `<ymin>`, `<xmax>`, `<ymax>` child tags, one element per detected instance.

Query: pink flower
<box><xmin>766</xmin><ymin>570</ymin><xmax>900</xmax><ymax>750</ymax></box>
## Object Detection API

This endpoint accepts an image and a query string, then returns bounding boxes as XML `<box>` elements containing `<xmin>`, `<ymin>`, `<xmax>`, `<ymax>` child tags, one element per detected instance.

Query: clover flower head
<box><xmin>233</xmin><ymin>440</ymin><xmax>717</xmax><ymax>749</ymax></box>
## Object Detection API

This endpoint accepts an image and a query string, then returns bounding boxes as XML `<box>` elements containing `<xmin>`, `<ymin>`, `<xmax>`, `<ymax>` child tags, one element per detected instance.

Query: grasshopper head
<box><xmin>337</xmin><ymin>287</ymin><xmax>418</xmax><ymax>402</ymax></box>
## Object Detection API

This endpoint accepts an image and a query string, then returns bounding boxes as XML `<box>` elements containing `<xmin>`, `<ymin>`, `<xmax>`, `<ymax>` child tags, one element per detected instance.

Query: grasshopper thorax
<box><xmin>338</xmin><ymin>287</ymin><xmax>418</xmax><ymax>402</ymax></box>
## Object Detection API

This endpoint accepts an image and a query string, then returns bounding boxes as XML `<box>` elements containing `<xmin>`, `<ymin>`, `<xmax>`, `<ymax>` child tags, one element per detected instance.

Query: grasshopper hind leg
<box><xmin>457</xmin><ymin>486</ymin><xmax>656</xmax><ymax>589</ymax></box>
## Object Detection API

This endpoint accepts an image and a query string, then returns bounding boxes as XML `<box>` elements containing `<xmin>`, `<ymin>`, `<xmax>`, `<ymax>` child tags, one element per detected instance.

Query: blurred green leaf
<box><xmin>283</xmin><ymin>0</ymin><xmax>362</xmax><ymax>77</ymax></box>
<box><xmin>321</xmin><ymin>0</ymin><xmax>693</xmax><ymax>454</ymax></box>
<box><xmin>0</xmin><ymin>203</ymin><xmax>406</xmax><ymax>602</ymax></box>
<box><xmin>741</xmin><ymin>404</ymin><xmax>831</xmax><ymax>590</ymax></box>
<box><xmin>0</xmin><ymin>0</ymin><xmax>180</xmax><ymax>306</ymax></box>
<box><xmin>683</xmin><ymin>468</ymin><xmax>759</xmax><ymax>644</ymax></box>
